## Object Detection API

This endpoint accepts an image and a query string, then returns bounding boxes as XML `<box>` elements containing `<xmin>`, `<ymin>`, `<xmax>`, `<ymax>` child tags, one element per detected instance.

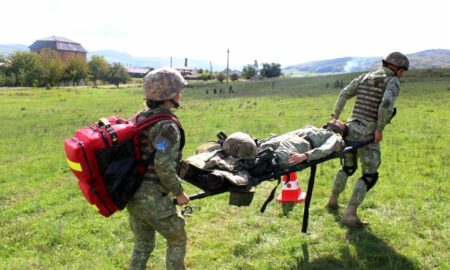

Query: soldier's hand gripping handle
<box><xmin>173</xmin><ymin>191</ymin><xmax>190</xmax><ymax>205</ymax></box>
<box><xmin>374</xmin><ymin>130</ymin><xmax>383</xmax><ymax>143</ymax></box>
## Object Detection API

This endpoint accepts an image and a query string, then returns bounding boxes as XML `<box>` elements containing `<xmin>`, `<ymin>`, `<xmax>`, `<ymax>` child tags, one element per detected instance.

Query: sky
<box><xmin>1</xmin><ymin>0</ymin><xmax>449</xmax><ymax>68</ymax></box>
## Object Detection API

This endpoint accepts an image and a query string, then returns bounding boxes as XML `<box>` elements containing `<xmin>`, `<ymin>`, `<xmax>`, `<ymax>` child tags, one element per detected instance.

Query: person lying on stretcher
<box><xmin>179</xmin><ymin>120</ymin><xmax>347</xmax><ymax>191</ymax></box>
<box><xmin>227</xmin><ymin>119</ymin><xmax>347</xmax><ymax>169</ymax></box>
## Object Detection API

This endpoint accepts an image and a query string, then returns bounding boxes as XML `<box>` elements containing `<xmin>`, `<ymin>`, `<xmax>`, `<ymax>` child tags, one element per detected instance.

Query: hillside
<box><xmin>285</xmin><ymin>49</ymin><xmax>450</xmax><ymax>73</ymax></box>
<box><xmin>0</xmin><ymin>44</ymin><xmax>28</xmax><ymax>55</ymax></box>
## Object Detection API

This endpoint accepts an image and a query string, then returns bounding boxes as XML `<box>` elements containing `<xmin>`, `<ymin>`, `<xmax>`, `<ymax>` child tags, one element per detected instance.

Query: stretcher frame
<box><xmin>181</xmin><ymin>140</ymin><xmax>372</xmax><ymax>233</ymax></box>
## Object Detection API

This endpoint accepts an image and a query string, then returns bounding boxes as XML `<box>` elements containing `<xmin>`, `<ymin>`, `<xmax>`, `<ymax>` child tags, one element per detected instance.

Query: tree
<box><xmin>64</xmin><ymin>56</ymin><xmax>89</xmax><ymax>86</ymax></box>
<box><xmin>241</xmin><ymin>64</ymin><xmax>256</xmax><ymax>79</ymax></box>
<box><xmin>230</xmin><ymin>73</ymin><xmax>239</xmax><ymax>81</ymax></box>
<box><xmin>8</xmin><ymin>51</ymin><xmax>44</xmax><ymax>86</ymax></box>
<box><xmin>107</xmin><ymin>62</ymin><xmax>130</xmax><ymax>88</ymax></box>
<box><xmin>216</xmin><ymin>72</ymin><xmax>225</xmax><ymax>83</ymax></box>
<box><xmin>260</xmin><ymin>63</ymin><xmax>282</xmax><ymax>78</ymax></box>
<box><xmin>88</xmin><ymin>55</ymin><xmax>110</xmax><ymax>87</ymax></box>
<box><xmin>199</xmin><ymin>71</ymin><xmax>211</xmax><ymax>81</ymax></box>
<box><xmin>39</xmin><ymin>48</ymin><xmax>65</xmax><ymax>87</ymax></box>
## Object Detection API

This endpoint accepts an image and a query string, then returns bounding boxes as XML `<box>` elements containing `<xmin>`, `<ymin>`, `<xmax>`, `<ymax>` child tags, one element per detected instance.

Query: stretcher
<box><xmin>178</xmin><ymin>138</ymin><xmax>372</xmax><ymax>233</ymax></box>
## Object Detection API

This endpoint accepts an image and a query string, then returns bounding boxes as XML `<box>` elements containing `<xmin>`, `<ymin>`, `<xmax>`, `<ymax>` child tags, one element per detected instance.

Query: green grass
<box><xmin>0</xmin><ymin>69</ymin><xmax>449</xmax><ymax>269</ymax></box>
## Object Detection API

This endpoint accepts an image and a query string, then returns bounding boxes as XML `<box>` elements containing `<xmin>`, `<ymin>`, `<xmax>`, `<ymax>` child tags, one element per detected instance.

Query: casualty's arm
<box><xmin>333</xmin><ymin>74</ymin><xmax>364</xmax><ymax>119</ymax></box>
<box><xmin>305</xmin><ymin>133</ymin><xmax>345</xmax><ymax>162</ymax></box>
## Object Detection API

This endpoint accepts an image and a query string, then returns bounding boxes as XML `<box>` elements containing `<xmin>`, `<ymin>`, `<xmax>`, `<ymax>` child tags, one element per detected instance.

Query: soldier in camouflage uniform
<box><xmin>127</xmin><ymin>68</ymin><xmax>190</xmax><ymax>270</ymax></box>
<box><xmin>326</xmin><ymin>52</ymin><xmax>409</xmax><ymax>228</ymax></box>
<box><xmin>211</xmin><ymin>119</ymin><xmax>347</xmax><ymax>169</ymax></box>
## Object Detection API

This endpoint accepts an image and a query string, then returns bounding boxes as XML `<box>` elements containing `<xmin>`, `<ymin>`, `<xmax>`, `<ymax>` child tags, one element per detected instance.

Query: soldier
<box><xmin>326</xmin><ymin>52</ymin><xmax>409</xmax><ymax>228</ymax></box>
<box><xmin>201</xmin><ymin>119</ymin><xmax>346</xmax><ymax>173</ymax></box>
<box><xmin>261</xmin><ymin>119</ymin><xmax>346</xmax><ymax>167</ymax></box>
<box><xmin>127</xmin><ymin>68</ymin><xmax>190</xmax><ymax>270</ymax></box>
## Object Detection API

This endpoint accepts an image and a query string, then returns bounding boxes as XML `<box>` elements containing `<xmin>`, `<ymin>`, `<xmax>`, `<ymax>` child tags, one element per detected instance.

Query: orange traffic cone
<box><xmin>276</xmin><ymin>172</ymin><xmax>306</xmax><ymax>203</ymax></box>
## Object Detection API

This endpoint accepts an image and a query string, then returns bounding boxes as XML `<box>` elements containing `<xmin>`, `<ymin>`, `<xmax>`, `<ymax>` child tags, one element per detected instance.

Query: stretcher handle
<box><xmin>172</xmin><ymin>191</ymin><xmax>212</xmax><ymax>205</ymax></box>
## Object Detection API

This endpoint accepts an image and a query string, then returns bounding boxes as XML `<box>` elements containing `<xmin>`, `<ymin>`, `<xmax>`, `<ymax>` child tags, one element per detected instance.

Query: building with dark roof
<box><xmin>29</xmin><ymin>36</ymin><xmax>87</xmax><ymax>62</ymax></box>
<box><xmin>126</xmin><ymin>67</ymin><xmax>152</xmax><ymax>78</ymax></box>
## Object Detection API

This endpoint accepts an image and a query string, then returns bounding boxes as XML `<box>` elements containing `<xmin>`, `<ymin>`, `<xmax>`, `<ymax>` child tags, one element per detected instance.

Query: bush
<box><xmin>242</xmin><ymin>64</ymin><xmax>256</xmax><ymax>79</ymax></box>
<box><xmin>216</xmin><ymin>72</ymin><xmax>225</xmax><ymax>83</ymax></box>
<box><xmin>260</xmin><ymin>63</ymin><xmax>282</xmax><ymax>78</ymax></box>
<box><xmin>8</xmin><ymin>51</ymin><xmax>44</xmax><ymax>86</ymax></box>
<box><xmin>107</xmin><ymin>63</ymin><xmax>130</xmax><ymax>88</ymax></box>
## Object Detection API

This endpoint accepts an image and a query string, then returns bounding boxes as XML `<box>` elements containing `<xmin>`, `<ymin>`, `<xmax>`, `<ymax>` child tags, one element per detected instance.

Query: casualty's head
<box><xmin>382</xmin><ymin>52</ymin><xmax>409</xmax><ymax>77</ymax></box>
<box><xmin>323</xmin><ymin>119</ymin><xmax>347</xmax><ymax>136</ymax></box>
<box><xmin>223</xmin><ymin>132</ymin><xmax>257</xmax><ymax>160</ymax></box>
<box><xmin>143</xmin><ymin>68</ymin><xmax>187</xmax><ymax>108</ymax></box>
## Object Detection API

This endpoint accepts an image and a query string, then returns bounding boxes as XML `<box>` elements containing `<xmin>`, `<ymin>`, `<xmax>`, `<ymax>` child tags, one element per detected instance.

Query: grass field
<box><xmin>0</xmin><ymin>69</ymin><xmax>449</xmax><ymax>269</ymax></box>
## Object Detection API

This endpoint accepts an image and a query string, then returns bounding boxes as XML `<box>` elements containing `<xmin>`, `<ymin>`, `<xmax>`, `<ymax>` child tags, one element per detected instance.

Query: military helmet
<box><xmin>383</xmin><ymin>52</ymin><xmax>409</xmax><ymax>71</ymax></box>
<box><xmin>323</xmin><ymin>119</ymin><xmax>347</xmax><ymax>135</ymax></box>
<box><xmin>223</xmin><ymin>132</ymin><xmax>257</xmax><ymax>160</ymax></box>
<box><xmin>143</xmin><ymin>68</ymin><xmax>187</xmax><ymax>100</ymax></box>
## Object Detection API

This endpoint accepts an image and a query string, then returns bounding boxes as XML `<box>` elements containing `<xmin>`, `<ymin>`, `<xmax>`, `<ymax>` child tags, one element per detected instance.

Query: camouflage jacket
<box><xmin>260</xmin><ymin>126</ymin><xmax>345</xmax><ymax>166</ymax></box>
<box><xmin>333</xmin><ymin>67</ymin><xmax>400</xmax><ymax>132</ymax></box>
<box><xmin>136</xmin><ymin>106</ymin><xmax>185</xmax><ymax>196</ymax></box>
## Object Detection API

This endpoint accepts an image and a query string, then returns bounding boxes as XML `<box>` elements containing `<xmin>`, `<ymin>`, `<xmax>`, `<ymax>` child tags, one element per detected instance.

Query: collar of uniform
<box><xmin>381</xmin><ymin>66</ymin><xmax>396</xmax><ymax>76</ymax></box>
<box><xmin>149</xmin><ymin>106</ymin><xmax>173</xmax><ymax>114</ymax></box>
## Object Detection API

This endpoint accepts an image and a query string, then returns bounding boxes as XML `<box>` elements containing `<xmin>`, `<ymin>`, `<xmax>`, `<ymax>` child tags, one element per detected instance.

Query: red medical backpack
<box><xmin>64</xmin><ymin>113</ymin><xmax>180</xmax><ymax>217</ymax></box>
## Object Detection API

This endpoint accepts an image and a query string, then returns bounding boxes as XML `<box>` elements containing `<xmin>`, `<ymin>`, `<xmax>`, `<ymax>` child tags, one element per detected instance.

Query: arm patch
<box><xmin>154</xmin><ymin>137</ymin><xmax>172</xmax><ymax>153</ymax></box>
<box><xmin>152</xmin><ymin>122</ymin><xmax>180</xmax><ymax>153</ymax></box>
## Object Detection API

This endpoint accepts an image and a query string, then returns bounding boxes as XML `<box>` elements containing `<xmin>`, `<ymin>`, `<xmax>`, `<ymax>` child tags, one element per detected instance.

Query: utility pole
<box><xmin>170</xmin><ymin>56</ymin><xmax>172</xmax><ymax>68</ymax></box>
<box><xmin>226</xmin><ymin>48</ymin><xmax>230</xmax><ymax>86</ymax></box>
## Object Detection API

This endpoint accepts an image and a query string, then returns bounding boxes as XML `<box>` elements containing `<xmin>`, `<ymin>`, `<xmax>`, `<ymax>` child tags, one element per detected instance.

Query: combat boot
<box><xmin>341</xmin><ymin>205</ymin><xmax>366</xmax><ymax>228</ymax></box>
<box><xmin>326</xmin><ymin>192</ymin><xmax>339</xmax><ymax>210</ymax></box>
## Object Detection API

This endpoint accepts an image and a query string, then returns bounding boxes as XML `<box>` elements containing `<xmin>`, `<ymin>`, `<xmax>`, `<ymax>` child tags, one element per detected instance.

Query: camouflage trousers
<box><xmin>331</xmin><ymin>120</ymin><xmax>381</xmax><ymax>207</ymax></box>
<box><xmin>127</xmin><ymin>181</ymin><xmax>187</xmax><ymax>270</ymax></box>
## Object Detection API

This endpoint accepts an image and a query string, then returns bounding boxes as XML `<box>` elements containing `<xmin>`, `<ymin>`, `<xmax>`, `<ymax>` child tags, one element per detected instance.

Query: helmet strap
<box><xmin>170</xmin><ymin>99</ymin><xmax>180</xmax><ymax>108</ymax></box>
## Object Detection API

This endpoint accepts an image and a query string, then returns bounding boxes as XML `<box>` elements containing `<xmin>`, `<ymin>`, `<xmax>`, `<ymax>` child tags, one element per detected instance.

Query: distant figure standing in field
<box><xmin>127</xmin><ymin>68</ymin><xmax>190</xmax><ymax>269</ymax></box>
<box><xmin>327</xmin><ymin>52</ymin><xmax>409</xmax><ymax>228</ymax></box>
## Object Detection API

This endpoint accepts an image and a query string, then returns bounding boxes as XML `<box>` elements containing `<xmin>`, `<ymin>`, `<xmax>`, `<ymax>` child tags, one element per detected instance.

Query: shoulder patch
<box><xmin>154</xmin><ymin>136</ymin><xmax>172</xmax><ymax>153</ymax></box>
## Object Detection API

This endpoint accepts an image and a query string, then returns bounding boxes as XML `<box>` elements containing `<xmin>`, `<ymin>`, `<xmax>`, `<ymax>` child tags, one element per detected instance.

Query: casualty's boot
<box><xmin>341</xmin><ymin>205</ymin><xmax>366</xmax><ymax>228</ymax></box>
<box><xmin>326</xmin><ymin>192</ymin><xmax>339</xmax><ymax>210</ymax></box>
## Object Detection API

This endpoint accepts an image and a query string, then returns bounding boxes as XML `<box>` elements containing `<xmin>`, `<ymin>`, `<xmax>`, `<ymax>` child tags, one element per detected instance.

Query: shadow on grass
<box><xmin>297</xmin><ymin>227</ymin><xmax>419</xmax><ymax>270</ymax></box>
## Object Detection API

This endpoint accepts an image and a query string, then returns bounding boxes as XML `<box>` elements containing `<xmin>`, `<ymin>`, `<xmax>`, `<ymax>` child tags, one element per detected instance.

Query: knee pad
<box><xmin>343</xmin><ymin>165</ymin><xmax>357</xmax><ymax>176</ymax></box>
<box><xmin>361</xmin><ymin>172</ymin><xmax>379</xmax><ymax>191</ymax></box>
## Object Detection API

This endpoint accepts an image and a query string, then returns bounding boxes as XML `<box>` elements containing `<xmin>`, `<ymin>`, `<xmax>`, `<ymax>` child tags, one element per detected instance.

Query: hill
<box><xmin>285</xmin><ymin>49</ymin><xmax>450</xmax><ymax>73</ymax></box>
<box><xmin>0</xmin><ymin>44</ymin><xmax>28</xmax><ymax>55</ymax></box>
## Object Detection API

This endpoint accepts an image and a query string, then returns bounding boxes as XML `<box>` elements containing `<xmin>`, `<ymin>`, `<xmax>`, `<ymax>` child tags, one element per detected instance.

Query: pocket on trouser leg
<box><xmin>359</xmin><ymin>144</ymin><xmax>381</xmax><ymax>174</ymax></box>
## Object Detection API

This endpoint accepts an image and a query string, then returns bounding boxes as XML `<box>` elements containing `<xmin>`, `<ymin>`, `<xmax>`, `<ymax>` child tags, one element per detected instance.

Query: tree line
<box><xmin>241</xmin><ymin>61</ymin><xmax>282</xmax><ymax>79</ymax></box>
<box><xmin>191</xmin><ymin>61</ymin><xmax>282</xmax><ymax>82</ymax></box>
<box><xmin>0</xmin><ymin>49</ymin><xmax>130</xmax><ymax>88</ymax></box>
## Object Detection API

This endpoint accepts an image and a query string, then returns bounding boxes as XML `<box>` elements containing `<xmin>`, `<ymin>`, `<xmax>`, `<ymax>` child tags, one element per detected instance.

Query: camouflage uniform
<box><xmin>127</xmin><ymin>68</ymin><xmax>187</xmax><ymax>270</ymax></box>
<box><xmin>260</xmin><ymin>125</ymin><xmax>345</xmax><ymax>167</ymax></box>
<box><xmin>330</xmin><ymin>66</ymin><xmax>400</xmax><ymax>219</ymax></box>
